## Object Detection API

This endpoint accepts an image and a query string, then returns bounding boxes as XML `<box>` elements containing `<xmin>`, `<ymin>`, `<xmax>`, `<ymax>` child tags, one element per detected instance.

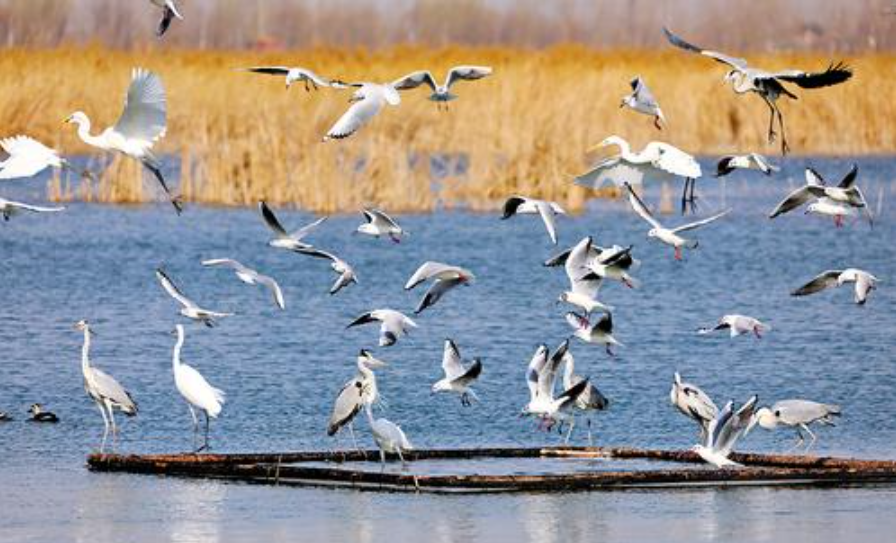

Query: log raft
<box><xmin>86</xmin><ymin>446</ymin><xmax>896</xmax><ymax>494</ymax></box>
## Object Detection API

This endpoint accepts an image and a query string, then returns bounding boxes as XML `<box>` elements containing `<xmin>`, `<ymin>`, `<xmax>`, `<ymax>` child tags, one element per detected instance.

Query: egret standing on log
<box><xmin>663</xmin><ymin>27</ymin><xmax>852</xmax><ymax>155</ymax></box>
<box><xmin>172</xmin><ymin>324</ymin><xmax>225</xmax><ymax>452</ymax></box>
<box><xmin>64</xmin><ymin>68</ymin><xmax>182</xmax><ymax>213</ymax></box>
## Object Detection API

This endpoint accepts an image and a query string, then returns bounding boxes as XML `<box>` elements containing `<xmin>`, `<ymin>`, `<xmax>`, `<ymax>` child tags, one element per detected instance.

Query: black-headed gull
<box><xmin>405</xmin><ymin>262</ymin><xmax>475</xmax><ymax>314</ymax></box>
<box><xmin>791</xmin><ymin>268</ymin><xmax>879</xmax><ymax>305</ymax></box>
<box><xmin>240</xmin><ymin>66</ymin><xmax>335</xmax><ymax>91</ymax></box>
<box><xmin>501</xmin><ymin>195</ymin><xmax>565</xmax><ymax>245</ymax></box>
<box><xmin>323</xmin><ymin>82</ymin><xmax>400</xmax><ymax>141</ymax></box>
<box><xmin>431</xmin><ymin>339</ymin><xmax>482</xmax><ymax>406</ymax></box>
<box><xmin>692</xmin><ymin>395</ymin><xmax>758</xmax><ymax>468</ymax></box>
<box><xmin>151</xmin><ymin>0</ymin><xmax>183</xmax><ymax>37</ymax></box>
<box><xmin>259</xmin><ymin>201</ymin><xmax>327</xmax><ymax>252</ymax></box>
<box><xmin>356</xmin><ymin>208</ymin><xmax>406</xmax><ymax>243</ymax></box>
<box><xmin>521</xmin><ymin>343</ymin><xmax>589</xmax><ymax>432</ymax></box>
<box><xmin>156</xmin><ymin>268</ymin><xmax>233</xmax><ymax>327</ymax></box>
<box><xmin>715</xmin><ymin>153</ymin><xmax>778</xmax><ymax>177</ymax></box>
<box><xmin>620</xmin><ymin>76</ymin><xmax>665</xmax><ymax>130</ymax></box>
<box><xmin>698</xmin><ymin>314</ymin><xmax>770</xmax><ymax>339</ymax></box>
<box><xmin>566</xmin><ymin>312</ymin><xmax>622</xmax><ymax>356</ymax></box>
<box><xmin>770</xmin><ymin>165</ymin><xmax>871</xmax><ymax>226</ymax></box>
<box><xmin>557</xmin><ymin>339</ymin><xmax>609</xmax><ymax>445</ymax></box>
<box><xmin>201</xmin><ymin>259</ymin><xmax>285</xmax><ymax>310</ymax></box>
<box><xmin>295</xmin><ymin>247</ymin><xmax>358</xmax><ymax>295</ymax></box>
<box><xmin>392</xmin><ymin>66</ymin><xmax>492</xmax><ymax>110</ymax></box>
<box><xmin>347</xmin><ymin>309</ymin><xmax>417</xmax><ymax>347</ymax></box>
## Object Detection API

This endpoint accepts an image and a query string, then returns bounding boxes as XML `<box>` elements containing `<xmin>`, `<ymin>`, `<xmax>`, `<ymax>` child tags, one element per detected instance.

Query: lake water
<box><xmin>1</xmin><ymin>157</ymin><xmax>895</xmax><ymax>542</ymax></box>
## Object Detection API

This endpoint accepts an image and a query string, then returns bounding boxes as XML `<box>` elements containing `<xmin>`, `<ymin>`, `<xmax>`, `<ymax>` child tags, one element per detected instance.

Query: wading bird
<box><xmin>748</xmin><ymin>399</ymin><xmax>841</xmax><ymax>451</ymax></box>
<box><xmin>0</xmin><ymin>135</ymin><xmax>93</xmax><ymax>181</ymax></box>
<box><xmin>240</xmin><ymin>66</ymin><xmax>335</xmax><ymax>91</ymax></box>
<box><xmin>156</xmin><ymin>268</ymin><xmax>234</xmax><ymax>326</ymax></box>
<box><xmin>356</xmin><ymin>208</ymin><xmax>406</xmax><ymax>243</ymax></box>
<box><xmin>404</xmin><ymin>261</ymin><xmax>475</xmax><ymax>314</ymax></box>
<box><xmin>201</xmin><ymin>259</ymin><xmax>285</xmax><ymax>310</ymax></box>
<box><xmin>295</xmin><ymin>247</ymin><xmax>358</xmax><ymax>295</ymax></box>
<box><xmin>75</xmin><ymin>320</ymin><xmax>138</xmax><ymax>452</ymax></box>
<box><xmin>391</xmin><ymin>66</ymin><xmax>493</xmax><ymax>110</ymax></box>
<box><xmin>365</xmin><ymin>404</ymin><xmax>412</xmax><ymax>467</ymax></box>
<box><xmin>791</xmin><ymin>268</ymin><xmax>879</xmax><ymax>305</ymax></box>
<box><xmin>715</xmin><ymin>153</ymin><xmax>778</xmax><ymax>177</ymax></box>
<box><xmin>620</xmin><ymin>76</ymin><xmax>665</xmax><ymax>129</ymax></box>
<box><xmin>698</xmin><ymin>314</ymin><xmax>771</xmax><ymax>339</ymax></box>
<box><xmin>65</xmin><ymin>68</ymin><xmax>182</xmax><ymax>213</ymax></box>
<box><xmin>625</xmin><ymin>182</ymin><xmax>729</xmax><ymax>260</ymax></box>
<box><xmin>259</xmin><ymin>201</ymin><xmax>327</xmax><ymax>252</ymax></box>
<box><xmin>574</xmin><ymin>136</ymin><xmax>702</xmax><ymax>213</ymax></box>
<box><xmin>172</xmin><ymin>324</ymin><xmax>225</xmax><ymax>452</ymax></box>
<box><xmin>663</xmin><ymin>27</ymin><xmax>852</xmax><ymax>155</ymax></box>
<box><xmin>0</xmin><ymin>197</ymin><xmax>64</xmax><ymax>221</ymax></box>
<box><xmin>151</xmin><ymin>0</ymin><xmax>183</xmax><ymax>37</ymax></box>
<box><xmin>347</xmin><ymin>309</ymin><xmax>417</xmax><ymax>347</ymax></box>
<box><xmin>27</xmin><ymin>404</ymin><xmax>59</xmax><ymax>423</ymax></box>
<box><xmin>692</xmin><ymin>395</ymin><xmax>758</xmax><ymax>468</ymax></box>
<box><xmin>432</xmin><ymin>339</ymin><xmax>482</xmax><ymax>406</ymax></box>
<box><xmin>670</xmin><ymin>372</ymin><xmax>718</xmax><ymax>441</ymax></box>
<box><xmin>501</xmin><ymin>195</ymin><xmax>566</xmax><ymax>245</ymax></box>
<box><xmin>328</xmin><ymin>350</ymin><xmax>386</xmax><ymax>449</ymax></box>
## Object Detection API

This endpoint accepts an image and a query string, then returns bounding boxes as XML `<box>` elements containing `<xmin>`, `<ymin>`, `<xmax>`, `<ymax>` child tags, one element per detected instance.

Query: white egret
<box><xmin>365</xmin><ymin>404</ymin><xmax>412</xmax><ymax>467</ymax></box>
<box><xmin>670</xmin><ymin>372</ymin><xmax>718</xmax><ymax>441</ymax></box>
<box><xmin>172</xmin><ymin>324</ymin><xmax>225</xmax><ymax>452</ymax></box>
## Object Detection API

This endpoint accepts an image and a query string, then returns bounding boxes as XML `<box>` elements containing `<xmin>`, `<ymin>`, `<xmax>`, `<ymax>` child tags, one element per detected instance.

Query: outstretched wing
<box><xmin>573</xmin><ymin>158</ymin><xmax>648</xmax><ymax>189</ymax></box>
<box><xmin>773</xmin><ymin>62</ymin><xmax>852</xmax><ymax>89</ymax></box>
<box><xmin>290</xmin><ymin>216</ymin><xmax>327</xmax><ymax>241</ymax></box>
<box><xmin>837</xmin><ymin>164</ymin><xmax>859</xmax><ymax>189</ymax></box>
<box><xmin>255</xmin><ymin>274</ymin><xmax>285</xmax><ymax>310</ymax></box>
<box><xmin>114</xmin><ymin>68</ymin><xmax>167</xmax><ymax>144</ymax></box>
<box><xmin>791</xmin><ymin>270</ymin><xmax>842</xmax><ymax>297</ymax></box>
<box><xmin>445</xmin><ymin>65</ymin><xmax>493</xmax><ymax>89</ymax></box>
<box><xmin>391</xmin><ymin>70</ymin><xmax>437</xmax><ymax>91</ymax></box>
<box><xmin>662</xmin><ymin>27</ymin><xmax>748</xmax><ymax>69</ymax></box>
<box><xmin>323</xmin><ymin>94</ymin><xmax>384</xmax><ymax>140</ymax></box>
<box><xmin>259</xmin><ymin>201</ymin><xmax>288</xmax><ymax>236</ymax></box>
<box><xmin>441</xmin><ymin>339</ymin><xmax>465</xmax><ymax>379</ymax></box>
<box><xmin>0</xmin><ymin>136</ymin><xmax>60</xmax><ymax>179</ymax></box>
<box><xmin>536</xmin><ymin>200</ymin><xmax>560</xmax><ymax>244</ymax></box>
<box><xmin>768</xmin><ymin>186</ymin><xmax>815</xmax><ymax>218</ymax></box>
<box><xmin>672</xmin><ymin>209</ymin><xmax>730</xmax><ymax>234</ymax></box>
<box><xmin>2</xmin><ymin>199</ymin><xmax>64</xmax><ymax>213</ymax></box>
<box><xmin>624</xmin><ymin>182</ymin><xmax>662</xmax><ymax>229</ymax></box>
<box><xmin>155</xmin><ymin>268</ymin><xmax>195</xmax><ymax>309</ymax></box>
<box><xmin>201</xmin><ymin>258</ymin><xmax>243</xmax><ymax>271</ymax></box>
<box><xmin>405</xmin><ymin>261</ymin><xmax>453</xmax><ymax>290</ymax></box>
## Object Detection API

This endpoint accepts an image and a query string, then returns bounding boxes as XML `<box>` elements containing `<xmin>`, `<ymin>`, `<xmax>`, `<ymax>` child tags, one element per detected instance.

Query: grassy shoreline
<box><xmin>2</xmin><ymin>45</ymin><xmax>893</xmax><ymax>212</ymax></box>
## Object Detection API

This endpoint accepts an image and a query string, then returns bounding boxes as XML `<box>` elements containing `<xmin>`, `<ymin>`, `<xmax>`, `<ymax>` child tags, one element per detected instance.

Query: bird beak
<box><xmin>618</xmin><ymin>101</ymin><xmax>625</xmax><ymax>109</ymax></box>
<box><xmin>62</xmin><ymin>116</ymin><xmax>72</xmax><ymax>124</ymax></box>
<box><xmin>348</xmin><ymin>95</ymin><xmax>362</xmax><ymax>103</ymax></box>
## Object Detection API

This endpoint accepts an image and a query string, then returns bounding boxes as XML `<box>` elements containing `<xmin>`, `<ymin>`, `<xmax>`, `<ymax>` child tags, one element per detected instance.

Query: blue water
<box><xmin>1</xmin><ymin>157</ymin><xmax>895</xmax><ymax>542</ymax></box>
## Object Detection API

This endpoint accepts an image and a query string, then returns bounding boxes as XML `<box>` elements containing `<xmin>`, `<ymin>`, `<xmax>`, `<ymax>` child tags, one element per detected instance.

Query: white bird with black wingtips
<box><xmin>565</xmin><ymin>312</ymin><xmax>623</xmax><ymax>356</ymax></box>
<box><xmin>698</xmin><ymin>314</ymin><xmax>771</xmax><ymax>339</ymax></box>
<box><xmin>557</xmin><ymin>237</ymin><xmax>613</xmax><ymax>316</ymax></box>
<box><xmin>151</xmin><ymin>0</ymin><xmax>183</xmax><ymax>37</ymax></box>
<box><xmin>620</xmin><ymin>76</ymin><xmax>665</xmax><ymax>129</ymax></box>
<box><xmin>715</xmin><ymin>153</ymin><xmax>778</xmax><ymax>177</ymax></box>
<box><xmin>791</xmin><ymin>268</ymin><xmax>879</xmax><ymax>305</ymax></box>
<box><xmin>432</xmin><ymin>339</ymin><xmax>482</xmax><ymax>406</ymax></box>
<box><xmin>259</xmin><ymin>201</ymin><xmax>327</xmax><ymax>252</ymax></box>
<box><xmin>323</xmin><ymin>81</ymin><xmax>401</xmax><ymax>141</ymax></box>
<box><xmin>347</xmin><ymin>309</ymin><xmax>417</xmax><ymax>347</ymax></box>
<box><xmin>501</xmin><ymin>195</ymin><xmax>566</xmax><ymax>245</ymax></box>
<box><xmin>521</xmin><ymin>343</ymin><xmax>590</xmax><ymax>435</ymax></box>
<box><xmin>769</xmin><ymin>165</ymin><xmax>871</xmax><ymax>226</ymax></box>
<box><xmin>405</xmin><ymin>261</ymin><xmax>475</xmax><ymax>314</ymax></box>
<box><xmin>240</xmin><ymin>66</ymin><xmax>336</xmax><ymax>91</ymax></box>
<box><xmin>295</xmin><ymin>247</ymin><xmax>358</xmax><ymax>295</ymax></box>
<box><xmin>356</xmin><ymin>208</ymin><xmax>406</xmax><ymax>243</ymax></box>
<box><xmin>65</xmin><ymin>67</ymin><xmax>182</xmax><ymax>213</ymax></box>
<box><xmin>201</xmin><ymin>258</ymin><xmax>285</xmax><ymax>310</ymax></box>
<box><xmin>0</xmin><ymin>197</ymin><xmax>64</xmax><ymax>221</ymax></box>
<box><xmin>625</xmin><ymin>182</ymin><xmax>730</xmax><ymax>260</ymax></box>
<box><xmin>156</xmin><ymin>268</ymin><xmax>233</xmax><ymax>327</ymax></box>
<box><xmin>392</xmin><ymin>65</ymin><xmax>492</xmax><ymax>110</ymax></box>
<box><xmin>692</xmin><ymin>395</ymin><xmax>758</xmax><ymax>468</ymax></box>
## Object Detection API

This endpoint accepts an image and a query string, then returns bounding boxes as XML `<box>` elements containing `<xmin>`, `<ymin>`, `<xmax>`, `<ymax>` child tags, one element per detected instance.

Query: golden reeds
<box><xmin>2</xmin><ymin>45</ymin><xmax>894</xmax><ymax>213</ymax></box>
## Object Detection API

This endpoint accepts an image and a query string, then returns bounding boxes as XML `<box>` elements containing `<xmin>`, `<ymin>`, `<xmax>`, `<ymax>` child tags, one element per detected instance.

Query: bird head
<box><xmin>746</xmin><ymin>407</ymin><xmax>775</xmax><ymax>435</ymax></box>
<box><xmin>74</xmin><ymin>319</ymin><xmax>89</xmax><ymax>331</ymax></box>
<box><xmin>359</xmin><ymin>349</ymin><xmax>387</xmax><ymax>368</ymax></box>
<box><xmin>64</xmin><ymin>112</ymin><xmax>88</xmax><ymax>125</ymax></box>
<box><xmin>28</xmin><ymin>403</ymin><xmax>42</xmax><ymax>415</ymax></box>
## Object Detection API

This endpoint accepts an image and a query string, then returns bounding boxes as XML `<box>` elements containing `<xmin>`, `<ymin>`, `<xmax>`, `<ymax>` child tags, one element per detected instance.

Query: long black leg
<box><xmin>776</xmin><ymin>106</ymin><xmax>790</xmax><ymax>155</ymax></box>
<box><xmin>764</xmin><ymin>98</ymin><xmax>777</xmax><ymax>143</ymax></box>
<box><xmin>142</xmin><ymin>160</ymin><xmax>183</xmax><ymax>214</ymax></box>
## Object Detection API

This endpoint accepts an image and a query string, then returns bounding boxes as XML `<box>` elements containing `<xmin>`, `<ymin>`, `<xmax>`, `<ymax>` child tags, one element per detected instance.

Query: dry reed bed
<box><xmin>1</xmin><ymin>46</ymin><xmax>893</xmax><ymax>213</ymax></box>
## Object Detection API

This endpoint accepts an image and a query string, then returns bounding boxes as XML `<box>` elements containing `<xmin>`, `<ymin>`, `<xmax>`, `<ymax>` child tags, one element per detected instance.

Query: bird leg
<box><xmin>188</xmin><ymin>405</ymin><xmax>200</xmax><ymax>452</ymax></box>
<box><xmin>202</xmin><ymin>411</ymin><xmax>211</xmax><ymax>452</ymax></box>
<box><xmin>563</xmin><ymin>419</ymin><xmax>576</xmax><ymax>444</ymax></box>
<box><xmin>674</xmin><ymin>246</ymin><xmax>683</xmax><ymax>261</ymax></box>
<box><xmin>801</xmin><ymin>424</ymin><xmax>817</xmax><ymax>452</ymax></box>
<box><xmin>348</xmin><ymin>422</ymin><xmax>363</xmax><ymax>454</ymax></box>
<box><xmin>834</xmin><ymin>215</ymin><xmax>843</xmax><ymax>228</ymax></box>
<box><xmin>653</xmin><ymin>116</ymin><xmax>663</xmax><ymax>131</ymax></box>
<box><xmin>587</xmin><ymin>418</ymin><xmax>594</xmax><ymax>447</ymax></box>
<box><xmin>605</xmin><ymin>344</ymin><xmax>616</xmax><ymax>357</ymax></box>
<box><xmin>96</xmin><ymin>401</ymin><xmax>110</xmax><ymax>453</ymax></box>
<box><xmin>379</xmin><ymin>450</ymin><xmax>386</xmax><ymax>471</ymax></box>
<box><xmin>776</xmin><ymin>106</ymin><xmax>790</xmax><ymax>155</ymax></box>
<box><xmin>753</xmin><ymin>326</ymin><xmax>763</xmax><ymax>339</ymax></box>
<box><xmin>107</xmin><ymin>402</ymin><xmax>119</xmax><ymax>450</ymax></box>
<box><xmin>765</xmin><ymin>99</ymin><xmax>778</xmax><ymax>144</ymax></box>
<box><xmin>787</xmin><ymin>427</ymin><xmax>805</xmax><ymax>453</ymax></box>
<box><xmin>390</xmin><ymin>234</ymin><xmax>401</xmax><ymax>244</ymax></box>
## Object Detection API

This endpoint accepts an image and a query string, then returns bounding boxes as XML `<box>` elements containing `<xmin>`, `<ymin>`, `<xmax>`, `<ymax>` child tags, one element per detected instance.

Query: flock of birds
<box><xmin>0</xmin><ymin>7</ymin><xmax>879</xmax><ymax>469</ymax></box>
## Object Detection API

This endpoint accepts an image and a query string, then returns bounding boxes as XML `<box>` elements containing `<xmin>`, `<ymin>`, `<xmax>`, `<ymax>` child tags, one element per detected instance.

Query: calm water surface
<box><xmin>1</xmin><ymin>157</ymin><xmax>895</xmax><ymax>542</ymax></box>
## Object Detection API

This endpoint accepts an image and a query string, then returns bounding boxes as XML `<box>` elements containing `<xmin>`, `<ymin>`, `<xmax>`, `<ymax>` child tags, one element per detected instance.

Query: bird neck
<box><xmin>81</xmin><ymin>327</ymin><xmax>92</xmax><ymax>374</ymax></box>
<box><xmin>364</xmin><ymin>403</ymin><xmax>375</xmax><ymax>425</ymax></box>
<box><xmin>74</xmin><ymin>116</ymin><xmax>104</xmax><ymax>148</ymax></box>
<box><xmin>173</xmin><ymin>328</ymin><xmax>185</xmax><ymax>369</ymax></box>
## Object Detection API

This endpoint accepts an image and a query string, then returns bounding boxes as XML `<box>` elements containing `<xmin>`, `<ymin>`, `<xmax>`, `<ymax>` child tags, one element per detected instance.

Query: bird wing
<box><xmin>391</xmin><ymin>70</ymin><xmax>437</xmax><ymax>91</ymax></box>
<box><xmin>323</xmin><ymin>93</ymin><xmax>385</xmax><ymax>140</ymax></box>
<box><xmin>768</xmin><ymin>186</ymin><xmax>815</xmax><ymax>218</ymax></box>
<box><xmin>114</xmin><ymin>68</ymin><xmax>167</xmax><ymax>144</ymax></box>
<box><xmin>772</xmin><ymin>400</ymin><xmax>831</xmax><ymax>426</ymax></box>
<box><xmin>294</xmin><ymin>247</ymin><xmax>338</xmax><ymax>263</ymax></box>
<box><xmin>405</xmin><ymin>261</ymin><xmax>452</xmax><ymax>290</ymax></box>
<box><xmin>705</xmin><ymin>401</ymin><xmax>733</xmax><ymax>448</ymax></box>
<box><xmin>536</xmin><ymin>200</ymin><xmax>559</xmax><ymax>244</ymax></box>
<box><xmin>573</xmin><ymin>158</ymin><xmax>648</xmax><ymax>189</ymax></box>
<box><xmin>715</xmin><ymin>395</ymin><xmax>757</xmax><ymax>456</ymax></box>
<box><xmin>0</xmin><ymin>136</ymin><xmax>59</xmax><ymax>179</ymax></box>
<box><xmin>662</xmin><ymin>27</ymin><xmax>748</xmax><ymax>69</ymax></box>
<box><xmin>347</xmin><ymin>312</ymin><xmax>378</xmax><ymax>329</ymax></box>
<box><xmin>683</xmin><ymin>385</ymin><xmax>718</xmax><ymax>422</ymax></box>
<box><xmin>648</xmin><ymin>142</ymin><xmax>701</xmax><ymax>178</ymax></box>
<box><xmin>624</xmin><ymin>182</ymin><xmax>663</xmax><ymax>229</ymax></box>
<box><xmin>525</xmin><ymin>345</ymin><xmax>548</xmax><ymax>400</ymax></box>
<box><xmin>772</xmin><ymin>62</ymin><xmax>852</xmax><ymax>89</ymax></box>
<box><xmin>295</xmin><ymin>68</ymin><xmax>331</xmax><ymax>87</ymax></box>
<box><xmin>177</xmin><ymin>363</ymin><xmax>226</xmax><ymax>414</ymax></box>
<box><xmin>539</xmin><ymin>341</ymin><xmax>568</xmax><ymax>399</ymax></box>
<box><xmin>441</xmin><ymin>339</ymin><xmax>465</xmax><ymax>379</ymax></box>
<box><xmin>254</xmin><ymin>273</ymin><xmax>285</xmax><ymax>310</ymax></box>
<box><xmin>855</xmin><ymin>272</ymin><xmax>875</xmax><ymax>304</ymax></box>
<box><xmin>90</xmin><ymin>367</ymin><xmax>138</xmax><ymax>412</ymax></box>
<box><xmin>2</xmin><ymin>199</ymin><xmax>64</xmax><ymax>213</ymax></box>
<box><xmin>791</xmin><ymin>270</ymin><xmax>842</xmax><ymax>297</ymax></box>
<box><xmin>543</xmin><ymin>248</ymin><xmax>572</xmax><ymax>268</ymax></box>
<box><xmin>594</xmin><ymin>312</ymin><xmax>613</xmax><ymax>334</ymax></box>
<box><xmin>452</xmin><ymin>359</ymin><xmax>483</xmax><ymax>388</ymax></box>
<box><xmin>367</xmin><ymin>208</ymin><xmax>401</xmax><ymax>229</ymax></box>
<box><xmin>415</xmin><ymin>277</ymin><xmax>463</xmax><ymax>314</ymax></box>
<box><xmin>155</xmin><ymin>268</ymin><xmax>195</xmax><ymax>309</ymax></box>
<box><xmin>201</xmin><ymin>258</ymin><xmax>243</xmax><ymax>271</ymax></box>
<box><xmin>631</xmin><ymin>76</ymin><xmax>658</xmax><ymax>105</ymax></box>
<box><xmin>749</xmin><ymin>153</ymin><xmax>778</xmax><ymax>174</ymax></box>
<box><xmin>242</xmin><ymin>66</ymin><xmax>291</xmax><ymax>77</ymax></box>
<box><xmin>672</xmin><ymin>209</ymin><xmax>730</xmax><ymax>234</ymax></box>
<box><xmin>290</xmin><ymin>216</ymin><xmax>327</xmax><ymax>241</ymax></box>
<box><xmin>445</xmin><ymin>65</ymin><xmax>493</xmax><ymax>89</ymax></box>
<box><xmin>157</xmin><ymin>4</ymin><xmax>177</xmax><ymax>36</ymax></box>
<box><xmin>837</xmin><ymin>164</ymin><xmax>859</xmax><ymax>189</ymax></box>
<box><xmin>328</xmin><ymin>378</ymin><xmax>363</xmax><ymax>435</ymax></box>
<box><xmin>501</xmin><ymin>196</ymin><xmax>528</xmax><ymax>218</ymax></box>
<box><xmin>259</xmin><ymin>201</ymin><xmax>288</xmax><ymax>236</ymax></box>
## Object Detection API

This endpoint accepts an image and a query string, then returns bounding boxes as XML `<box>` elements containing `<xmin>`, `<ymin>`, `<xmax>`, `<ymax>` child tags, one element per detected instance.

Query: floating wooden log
<box><xmin>86</xmin><ymin>446</ymin><xmax>896</xmax><ymax>494</ymax></box>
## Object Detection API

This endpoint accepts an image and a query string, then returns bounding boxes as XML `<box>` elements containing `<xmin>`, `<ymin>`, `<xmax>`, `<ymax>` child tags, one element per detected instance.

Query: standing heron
<box><xmin>365</xmin><ymin>404</ymin><xmax>412</xmax><ymax>468</ymax></box>
<box><xmin>670</xmin><ymin>372</ymin><xmax>718</xmax><ymax>441</ymax></box>
<box><xmin>327</xmin><ymin>350</ymin><xmax>386</xmax><ymax>449</ymax></box>
<box><xmin>172</xmin><ymin>324</ymin><xmax>225</xmax><ymax>452</ymax></box>
<box><xmin>75</xmin><ymin>320</ymin><xmax>138</xmax><ymax>452</ymax></box>
<box><xmin>65</xmin><ymin>68</ymin><xmax>182</xmax><ymax>213</ymax></box>
<box><xmin>748</xmin><ymin>399</ymin><xmax>841</xmax><ymax>451</ymax></box>
<box><xmin>663</xmin><ymin>27</ymin><xmax>852</xmax><ymax>155</ymax></box>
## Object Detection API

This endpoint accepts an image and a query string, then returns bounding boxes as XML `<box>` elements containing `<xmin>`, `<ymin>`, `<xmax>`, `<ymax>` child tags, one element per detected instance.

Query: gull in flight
<box><xmin>0</xmin><ymin>135</ymin><xmax>93</xmax><ymax>181</ymax></box>
<box><xmin>698</xmin><ymin>314</ymin><xmax>771</xmax><ymax>339</ymax></box>
<box><xmin>365</xmin><ymin>404</ymin><xmax>412</xmax><ymax>467</ymax></box>
<box><xmin>65</xmin><ymin>68</ymin><xmax>182</xmax><ymax>213</ymax></box>
<box><xmin>156</xmin><ymin>268</ymin><xmax>233</xmax><ymax>327</ymax></box>
<box><xmin>715</xmin><ymin>153</ymin><xmax>779</xmax><ymax>177</ymax></box>
<box><xmin>791</xmin><ymin>268</ymin><xmax>879</xmax><ymax>305</ymax></box>
<box><xmin>295</xmin><ymin>247</ymin><xmax>358</xmax><ymax>295</ymax></box>
<box><xmin>557</xmin><ymin>339</ymin><xmax>609</xmax><ymax>445</ymax></box>
<box><xmin>625</xmin><ymin>182</ymin><xmax>730</xmax><ymax>260</ymax></box>
<box><xmin>664</xmin><ymin>27</ymin><xmax>852</xmax><ymax>155</ymax></box>
<box><xmin>392</xmin><ymin>65</ymin><xmax>493</xmax><ymax>110</ymax></box>
<box><xmin>347</xmin><ymin>309</ymin><xmax>418</xmax><ymax>347</ymax></box>
<box><xmin>0</xmin><ymin>197</ymin><xmax>64</xmax><ymax>221</ymax></box>
<box><xmin>404</xmin><ymin>261</ymin><xmax>475</xmax><ymax>314</ymax></box>
<box><xmin>151</xmin><ymin>0</ymin><xmax>183</xmax><ymax>37</ymax></box>
<box><xmin>555</xmin><ymin>237</ymin><xmax>614</xmax><ymax>316</ymax></box>
<box><xmin>620</xmin><ymin>76</ymin><xmax>665</xmax><ymax>129</ymax></box>
<box><xmin>240</xmin><ymin>66</ymin><xmax>335</xmax><ymax>91</ymax></box>
<box><xmin>323</xmin><ymin>81</ymin><xmax>401</xmax><ymax>141</ymax></box>
<box><xmin>748</xmin><ymin>399</ymin><xmax>841</xmax><ymax>452</ymax></box>
<box><xmin>259</xmin><ymin>201</ymin><xmax>327</xmax><ymax>252</ymax></box>
<box><xmin>692</xmin><ymin>395</ymin><xmax>758</xmax><ymax>468</ymax></box>
<box><xmin>201</xmin><ymin>259</ymin><xmax>285</xmax><ymax>310</ymax></box>
<box><xmin>521</xmin><ymin>343</ymin><xmax>590</xmax><ymax>437</ymax></box>
<box><xmin>432</xmin><ymin>339</ymin><xmax>482</xmax><ymax>406</ymax></box>
<box><xmin>328</xmin><ymin>350</ymin><xmax>386</xmax><ymax>449</ymax></box>
<box><xmin>501</xmin><ymin>195</ymin><xmax>566</xmax><ymax>245</ymax></box>
<box><xmin>769</xmin><ymin>165</ymin><xmax>871</xmax><ymax>226</ymax></box>
<box><xmin>545</xmin><ymin>238</ymin><xmax>640</xmax><ymax>290</ymax></box>
<box><xmin>172</xmin><ymin>324</ymin><xmax>225</xmax><ymax>452</ymax></box>
<box><xmin>356</xmin><ymin>208</ymin><xmax>406</xmax><ymax>243</ymax></box>
<box><xmin>75</xmin><ymin>320</ymin><xmax>138</xmax><ymax>452</ymax></box>
<box><xmin>670</xmin><ymin>372</ymin><xmax>718</xmax><ymax>441</ymax></box>
<box><xmin>566</xmin><ymin>312</ymin><xmax>623</xmax><ymax>356</ymax></box>
<box><xmin>573</xmin><ymin>136</ymin><xmax>702</xmax><ymax>213</ymax></box>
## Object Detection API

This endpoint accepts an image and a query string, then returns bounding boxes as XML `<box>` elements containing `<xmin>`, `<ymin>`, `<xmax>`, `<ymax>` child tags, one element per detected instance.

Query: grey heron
<box><xmin>670</xmin><ymin>372</ymin><xmax>718</xmax><ymax>441</ymax></box>
<box><xmin>328</xmin><ymin>350</ymin><xmax>386</xmax><ymax>449</ymax></box>
<box><xmin>748</xmin><ymin>399</ymin><xmax>841</xmax><ymax>451</ymax></box>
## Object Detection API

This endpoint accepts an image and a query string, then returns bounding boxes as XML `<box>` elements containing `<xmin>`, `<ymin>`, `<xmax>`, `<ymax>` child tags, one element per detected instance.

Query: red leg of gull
<box><xmin>623</xmin><ymin>278</ymin><xmax>634</xmax><ymax>289</ymax></box>
<box><xmin>390</xmin><ymin>234</ymin><xmax>401</xmax><ymax>244</ymax></box>
<box><xmin>754</xmin><ymin>327</ymin><xmax>763</xmax><ymax>339</ymax></box>
<box><xmin>834</xmin><ymin>215</ymin><xmax>843</xmax><ymax>228</ymax></box>
<box><xmin>674</xmin><ymin>247</ymin><xmax>682</xmax><ymax>261</ymax></box>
